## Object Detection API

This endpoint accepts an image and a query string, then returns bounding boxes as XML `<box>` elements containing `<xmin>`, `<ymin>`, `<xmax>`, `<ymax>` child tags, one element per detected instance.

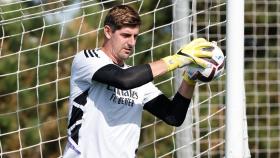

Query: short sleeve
<box><xmin>71</xmin><ymin>49</ymin><xmax>112</xmax><ymax>84</ymax></box>
<box><xmin>141</xmin><ymin>82</ymin><xmax>162</xmax><ymax>105</ymax></box>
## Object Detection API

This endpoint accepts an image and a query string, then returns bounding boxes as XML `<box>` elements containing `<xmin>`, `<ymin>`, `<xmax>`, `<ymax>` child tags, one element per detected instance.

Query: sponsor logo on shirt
<box><xmin>107</xmin><ymin>85</ymin><xmax>138</xmax><ymax>107</ymax></box>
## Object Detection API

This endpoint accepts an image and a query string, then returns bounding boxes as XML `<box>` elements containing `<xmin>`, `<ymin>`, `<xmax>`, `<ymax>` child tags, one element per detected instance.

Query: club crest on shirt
<box><xmin>107</xmin><ymin>85</ymin><xmax>138</xmax><ymax>107</ymax></box>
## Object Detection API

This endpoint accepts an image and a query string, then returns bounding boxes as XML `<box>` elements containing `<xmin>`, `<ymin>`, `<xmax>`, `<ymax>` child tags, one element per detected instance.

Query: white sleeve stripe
<box><xmin>73</xmin><ymin>102</ymin><xmax>85</xmax><ymax>111</ymax></box>
<box><xmin>67</xmin><ymin>137</ymin><xmax>81</xmax><ymax>154</ymax></box>
<box><xmin>68</xmin><ymin>119</ymin><xmax>83</xmax><ymax>132</ymax></box>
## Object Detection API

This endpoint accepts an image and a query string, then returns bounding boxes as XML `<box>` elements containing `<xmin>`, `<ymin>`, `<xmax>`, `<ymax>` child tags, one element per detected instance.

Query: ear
<box><xmin>104</xmin><ymin>25</ymin><xmax>112</xmax><ymax>39</ymax></box>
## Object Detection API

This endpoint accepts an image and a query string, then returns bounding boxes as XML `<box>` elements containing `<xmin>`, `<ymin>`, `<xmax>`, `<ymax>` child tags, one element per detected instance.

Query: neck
<box><xmin>101</xmin><ymin>46</ymin><xmax>124</xmax><ymax>66</ymax></box>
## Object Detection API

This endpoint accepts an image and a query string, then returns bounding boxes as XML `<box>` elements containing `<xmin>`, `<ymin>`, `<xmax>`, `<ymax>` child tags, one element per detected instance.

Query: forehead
<box><xmin>115</xmin><ymin>26</ymin><xmax>140</xmax><ymax>34</ymax></box>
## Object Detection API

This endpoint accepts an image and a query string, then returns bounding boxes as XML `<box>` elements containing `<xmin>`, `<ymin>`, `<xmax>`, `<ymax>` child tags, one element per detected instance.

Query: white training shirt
<box><xmin>63</xmin><ymin>49</ymin><xmax>162</xmax><ymax>158</ymax></box>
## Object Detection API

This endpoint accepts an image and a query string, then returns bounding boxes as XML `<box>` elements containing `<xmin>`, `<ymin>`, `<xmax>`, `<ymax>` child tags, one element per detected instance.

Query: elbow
<box><xmin>174</xmin><ymin>120</ymin><xmax>184</xmax><ymax>127</ymax></box>
<box><xmin>172</xmin><ymin>120</ymin><xmax>184</xmax><ymax>127</ymax></box>
<box><xmin>164</xmin><ymin>116</ymin><xmax>184</xmax><ymax>127</ymax></box>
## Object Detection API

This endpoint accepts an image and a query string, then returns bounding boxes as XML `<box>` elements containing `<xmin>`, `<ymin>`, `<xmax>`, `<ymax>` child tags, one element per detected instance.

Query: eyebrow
<box><xmin>120</xmin><ymin>32</ymin><xmax>139</xmax><ymax>37</ymax></box>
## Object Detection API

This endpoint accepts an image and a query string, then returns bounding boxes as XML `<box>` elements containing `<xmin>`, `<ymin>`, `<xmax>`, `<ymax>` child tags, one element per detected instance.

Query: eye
<box><xmin>134</xmin><ymin>35</ymin><xmax>138</xmax><ymax>40</ymax></box>
<box><xmin>121</xmin><ymin>33</ymin><xmax>131</xmax><ymax>38</ymax></box>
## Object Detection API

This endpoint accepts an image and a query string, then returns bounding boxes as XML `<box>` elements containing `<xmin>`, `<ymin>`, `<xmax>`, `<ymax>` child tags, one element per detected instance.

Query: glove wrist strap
<box><xmin>182</xmin><ymin>71</ymin><xmax>196</xmax><ymax>85</ymax></box>
<box><xmin>162</xmin><ymin>56</ymin><xmax>179</xmax><ymax>71</ymax></box>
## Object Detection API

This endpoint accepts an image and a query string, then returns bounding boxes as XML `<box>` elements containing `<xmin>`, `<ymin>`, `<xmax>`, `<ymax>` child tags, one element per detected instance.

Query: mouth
<box><xmin>124</xmin><ymin>48</ymin><xmax>132</xmax><ymax>53</ymax></box>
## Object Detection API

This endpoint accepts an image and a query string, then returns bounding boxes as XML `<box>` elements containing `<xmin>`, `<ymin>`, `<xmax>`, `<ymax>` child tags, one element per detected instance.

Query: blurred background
<box><xmin>0</xmin><ymin>0</ymin><xmax>279</xmax><ymax>158</ymax></box>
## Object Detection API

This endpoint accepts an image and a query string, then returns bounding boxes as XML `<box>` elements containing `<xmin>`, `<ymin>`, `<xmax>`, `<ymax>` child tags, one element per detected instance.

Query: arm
<box><xmin>93</xmin><ymin>62</ymin><xmax>195</xmax><ymax>126</ymax></box>
<box><xmin>148</xmin><ymin>59</ymin><xmax>169</xmax><ymax>78</ymax></box>
<box><xmin>92</xmin><ymin>59</ymin><xmax>191</xmax><ymax>90</ymax></box>
<box><xmin>92</xmin><ymin>64</ymin><xmax>153</xmax><ymax>90</ymax></box>
<box><xmin>92</xmin><ymin>38</ymin><xmax>213</xmax><ymax>89</ymax></box>
<box><xmin>92</xmin><ymin>59</ymin><xmax>169</xmax><ymax>90</ymax></box>
<box><xmin>143</xmin><ymin>80</ymin><xmax>195</xmax><ymax>127</ymax></box>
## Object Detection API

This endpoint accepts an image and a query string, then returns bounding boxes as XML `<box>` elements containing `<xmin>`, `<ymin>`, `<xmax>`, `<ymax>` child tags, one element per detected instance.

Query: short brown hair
<box><xmin>104</xmin><ymin>5</ymin><xmax>141</xmax><ymax>31</ymax></box>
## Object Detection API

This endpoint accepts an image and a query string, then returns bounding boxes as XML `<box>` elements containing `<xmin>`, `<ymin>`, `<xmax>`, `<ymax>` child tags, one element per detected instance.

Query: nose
<box><xmin>128</xmin><ymin>36</ymin><xmax>136</xmax><ymax>46</ymax></box>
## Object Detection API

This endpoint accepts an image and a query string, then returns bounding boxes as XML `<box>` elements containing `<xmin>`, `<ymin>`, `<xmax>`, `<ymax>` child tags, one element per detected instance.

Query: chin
<box><xmin>122</xmin><ymin>51</ymin><xmax>132</xmax><ymax>58</ymax></box>
<box><xmin>122</xmin><ymin>55</ymin><xmax>130</xmax><ymax>60</ymax></box>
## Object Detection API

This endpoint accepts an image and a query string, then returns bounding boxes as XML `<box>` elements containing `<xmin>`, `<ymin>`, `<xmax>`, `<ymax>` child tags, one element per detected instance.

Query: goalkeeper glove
<box><xmin>162</xmin><ymin>38</ymin><xmax>213</xmax><ymax>71</ymax></box>
<box><xmin>182</xmin><ymin>71</ymin><xmax>196</xmax><ymax>85</ymax></box>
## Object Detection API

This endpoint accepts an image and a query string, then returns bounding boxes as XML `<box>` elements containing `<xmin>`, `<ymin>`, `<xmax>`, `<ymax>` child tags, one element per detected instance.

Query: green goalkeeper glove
<box><xmin>162</xmin><ymin>38</ymin><xmax>213</xmax><ymax>71</ymax></box>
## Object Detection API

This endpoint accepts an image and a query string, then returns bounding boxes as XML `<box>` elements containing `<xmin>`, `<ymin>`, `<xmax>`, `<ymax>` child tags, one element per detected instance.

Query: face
<box><xmin>104</xmin><ymin>25</ymin><xmax>139</xmax><ymax>64</ymax></box>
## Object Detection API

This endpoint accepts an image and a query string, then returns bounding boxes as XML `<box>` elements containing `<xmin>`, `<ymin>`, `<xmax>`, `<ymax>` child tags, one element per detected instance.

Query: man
<box><xmin>63</xmin><ymin>5</ymin><xmax>214</xmax><ymax>158</ymax></box>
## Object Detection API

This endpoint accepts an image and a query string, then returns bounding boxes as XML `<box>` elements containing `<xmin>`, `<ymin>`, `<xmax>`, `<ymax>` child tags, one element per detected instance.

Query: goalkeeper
<box><xmin>63</xmin><ymin>4</ymin><xmax>214</xmax><ymax>158</ymax></box>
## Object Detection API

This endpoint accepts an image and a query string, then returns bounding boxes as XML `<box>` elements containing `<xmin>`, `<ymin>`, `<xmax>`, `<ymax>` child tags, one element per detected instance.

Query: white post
<box><xmin>225</xmin><ymin>0</ymin><xmax>247</xmax><ymax>157</ymax></box>
<box><xmin>172</xmin><ymin>0</ymin><xmax>193</xmax><ymax>158</ymax></box>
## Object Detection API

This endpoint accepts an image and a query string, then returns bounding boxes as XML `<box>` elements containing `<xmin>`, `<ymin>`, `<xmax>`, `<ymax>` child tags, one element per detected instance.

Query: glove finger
<box><xmin>190</xmin><ymin>38</ymin><xmax>208</xmax><ymax>45</ymax></box>
<box><xmin>179</xmin><ymin>38</ymin><xmax>208</xmax><ymax>51</ymax></box>
<box><xmin>173</xmin><ymin>54</ymin><xmax>193</xmax><ymax>68</ymax></box>
<box><xmin>192</xmin><ymin>56</ymin><xmax>212</xmax><ymax>68</ymax></box>
<box><xmin>193</xmin><ymin>42</ymin><xmax>214</xmax><ymax>58</ymax></box>
<box><xmin>195</xmin><ymin>41</ymin><xmax>213</xmax><ymax>48</ymax></box>
<box><xmin>193</xmin><ymin>50</ymin><xmax>213</xmax><ymax>58</ymax></box>
<box><xmin>188</xmin><ymin>38</ymin><xmax>208</xmax><ymax>48</ymax></box>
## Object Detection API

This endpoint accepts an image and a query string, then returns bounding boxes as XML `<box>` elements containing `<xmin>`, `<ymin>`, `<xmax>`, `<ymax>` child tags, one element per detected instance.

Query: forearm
<box><xmin>143</xmin><ymin>93</ymin><xmax>191</xmax><ymax>127</ymax></box>
<box><xmin>148</xmin><ymin>59</ymin><xmax>169</xmax><ymax>78</ymax></box>
<box><xmin>178</xmin><ymin>79</ymin><xmax>195</xmax><ymax>99</ymax></box>
<box><xmin>150</xmin><ymin>59</ymin><xmax>195</xmax><ymax>99</ymax></box>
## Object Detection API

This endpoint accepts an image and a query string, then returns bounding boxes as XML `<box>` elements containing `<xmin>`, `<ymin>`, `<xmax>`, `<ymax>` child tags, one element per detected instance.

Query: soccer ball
<box><xmin>185</xmin><ymin>42</ymin><xmax>225</xmax><ymax>83</ymax></box>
